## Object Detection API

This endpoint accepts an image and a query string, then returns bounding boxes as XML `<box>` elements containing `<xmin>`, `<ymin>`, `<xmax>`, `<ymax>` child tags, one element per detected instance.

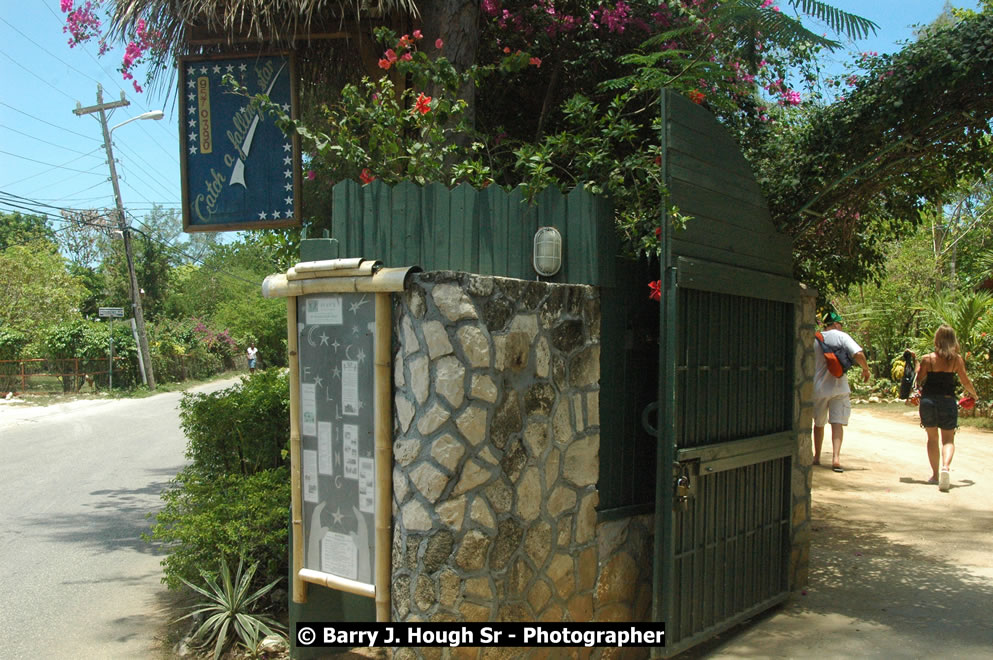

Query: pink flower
<box><xmin>529</xmin><ymin>57</ymin><xmax>542</xmax><ymax>67</ymax></box>
<box><xmin>412</xmin><ymin>29</ymin><xmax>423</xmax><ymax>39</ymax></box>
<box><xmin>359</xmin><ymin>169</ymin><xmax>375</xmax><ymax>185</ymax></box>
<box><xmin>401</xmin><ymin>52</ymin><xmax>412</xmax><ymax>61</ymax></box>
<box><xmin>761</xmin><ymin>0</ymin><xmax>774</xmax><ymax>6</ymax></box>
<box><xmin>61</xmin><ymin>0</ymin><xmax>73</xmax><ymax>11</ymax></box>
<box><xmin>435</xmin><ymin>38</ymin><xmax>444</xmax><ymax>49</ymax></box>
<box><xmin>378</xmin><ymin>58</ymin><xmax>391</xmax><ymax>70</ymax></box>
<box><xmin>306</xmin><ymin>170</ymin><xmax>316</xmax><ymax>181</ymax></box>
<box><xmin>385</xmin><ymin>49</ymin><xmax>398</xmax><ymax>63</ymax></box>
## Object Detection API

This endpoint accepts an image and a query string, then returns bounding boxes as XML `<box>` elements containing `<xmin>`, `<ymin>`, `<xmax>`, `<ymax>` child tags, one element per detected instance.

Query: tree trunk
<box><xmin>419</xmin><ymin>0</ymin><xmax>480</xmax><ymax>129</ymax></box>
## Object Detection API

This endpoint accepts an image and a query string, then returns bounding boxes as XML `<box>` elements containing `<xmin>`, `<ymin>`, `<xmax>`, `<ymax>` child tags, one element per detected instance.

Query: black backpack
<box><xmin>899</xmin><ymin>350</ymin><xmax>916</xmax><ymax>399</ymax></box>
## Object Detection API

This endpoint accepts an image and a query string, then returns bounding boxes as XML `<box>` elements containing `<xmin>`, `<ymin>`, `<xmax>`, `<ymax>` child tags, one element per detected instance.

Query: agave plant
<box><xmin>177</xmin><ymin>558</ymin><xmax>286</xmax><ymax>660</ymax></box>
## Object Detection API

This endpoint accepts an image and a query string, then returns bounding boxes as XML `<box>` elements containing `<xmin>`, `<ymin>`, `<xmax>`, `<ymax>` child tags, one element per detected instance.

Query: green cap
<box><xmin>823</xmin><ymin>311</ymin><xmax>843</xmax><ymax>325</ymax></box>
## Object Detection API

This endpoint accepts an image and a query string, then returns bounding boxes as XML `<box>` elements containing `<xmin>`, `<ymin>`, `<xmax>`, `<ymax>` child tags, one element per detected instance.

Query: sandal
<box><xmin>832</xmin><ymin>465</ymin><xmax>844</xmax><ymax>473</ymax></box>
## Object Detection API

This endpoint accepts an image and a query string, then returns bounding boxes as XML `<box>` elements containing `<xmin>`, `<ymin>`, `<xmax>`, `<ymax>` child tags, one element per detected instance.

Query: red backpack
<box><xmin>815</xmin><ymin>331</ymin><xmax>854</xmax><ymax>378</ymax></box>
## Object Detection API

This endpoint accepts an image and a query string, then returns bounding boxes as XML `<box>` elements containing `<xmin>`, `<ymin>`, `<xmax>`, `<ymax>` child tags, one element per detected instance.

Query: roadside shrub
<box><xmin>148</xmin><ymin>467</ymin><xmax>290</xmax><ymax>593</ymax></box>
<box><xmin>178</xmin><ymin>368</ymin><xmax>290</xmax><ymax>477</ymax></box>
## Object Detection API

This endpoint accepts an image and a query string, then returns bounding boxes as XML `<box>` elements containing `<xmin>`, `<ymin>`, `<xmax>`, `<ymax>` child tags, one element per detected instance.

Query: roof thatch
<box><xmin>108</xmin><ymin>1</ymin><xmax>420</xmax><ymax>93</ymax></box>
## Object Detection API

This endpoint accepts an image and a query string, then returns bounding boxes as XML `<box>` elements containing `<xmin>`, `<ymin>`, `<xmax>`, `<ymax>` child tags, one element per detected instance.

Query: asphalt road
<box><xmin>0</xmin><ymin>377</ymin><xmax>242</xmax><ymax>659</ymax></box>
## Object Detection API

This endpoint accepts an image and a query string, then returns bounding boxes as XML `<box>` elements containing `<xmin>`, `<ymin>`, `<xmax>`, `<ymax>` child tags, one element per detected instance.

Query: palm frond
<box><xmin>789</xmin><ymin>0</ymin><xmax>878</xmax><ymax>41</ymax></box>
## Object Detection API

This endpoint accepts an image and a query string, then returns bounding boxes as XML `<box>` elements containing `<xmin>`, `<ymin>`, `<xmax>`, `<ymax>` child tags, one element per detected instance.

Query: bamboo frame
<box><xmin>287</xmin><ymin>297</ymin><xmax>306</xmax><ymax>603</ymax></box>
<box><xmin>374</xmin><ymin>292</ymin><xmax>392</xmax><ymax>622</ymax></box>
<box><xmin>264</xmin><ymin>259</ymin><xmax>414</xmax><ymax>618</ymax></box>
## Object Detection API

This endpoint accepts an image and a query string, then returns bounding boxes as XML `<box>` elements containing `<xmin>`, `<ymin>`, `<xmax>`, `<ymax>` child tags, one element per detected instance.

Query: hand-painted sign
<box><xmin>179</xmin><ymin>53</ymin><xmax>300</xmax><ymax>232</ymax></box>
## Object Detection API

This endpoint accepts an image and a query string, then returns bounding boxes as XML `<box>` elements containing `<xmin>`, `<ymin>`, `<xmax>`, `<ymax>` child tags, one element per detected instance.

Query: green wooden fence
<box><xmin>328</xmin><ymin>180</ymin><xmax>618</xmax><ymax>286</ymax></box>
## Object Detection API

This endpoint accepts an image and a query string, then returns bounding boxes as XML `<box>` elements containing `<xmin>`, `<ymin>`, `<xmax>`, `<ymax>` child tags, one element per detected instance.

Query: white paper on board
<box><xmin>358</xmin><ymin>456</ymin><xmax>374</xmax><ymax>514</ymax></box>
<box><xmin>318</xmin><ymin>421</ymin><xmax>332</xmax><ymax>475</ymax></box>
<box><xmin>301</xmin><ymin>383</ymin><xmax>317</xmax><ymax>436</ymax></box>
<box><xmin>342</xmin><ymin>360</ymin><xmax>359</xmax><ymax>416</ymax></box>
<box><xmin>343</xmin><ymin>424</ymin><xmax>359</xmax><ymax>480</ymax></box>
<box><xmin>302</xmin><ymin>449</ymin><xmax>319</xmax><ymax>503</ymax></box>
<box><xmin>321</xmin><ymin>531</ymin><xmax>357</xmax><ymax>579</ymax></box>
<box><xmin>306</xmin><ymin>296</ymin><xmax>343</xmax><ymax>325</ymax></box>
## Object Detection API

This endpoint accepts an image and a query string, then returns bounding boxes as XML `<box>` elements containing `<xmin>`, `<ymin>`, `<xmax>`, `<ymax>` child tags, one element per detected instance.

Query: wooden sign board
<box><xmin>179</xmin><ymin>53</ymin><xmax>301</xmax><ymax>232</ymax></box>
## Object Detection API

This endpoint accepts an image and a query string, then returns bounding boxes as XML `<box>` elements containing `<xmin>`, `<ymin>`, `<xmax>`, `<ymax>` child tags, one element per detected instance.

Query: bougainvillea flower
<box><xmin>413</xmin><ymin>29</ymin><xmax>423</xmax><ymax>39</ymax></box>
<box><xmin>378</xmin><ymin>58</ymin><xmax>391</xmax><ymax>70</ymax></box>
<box><xmin>359</xmin><ymin>168</ymin><xmax>375</xmax><ymax>185</ymax></box>
<box><xmin>649</xmin><ymin>280</ymin><xmax>662</xmax><ymax>302</ymax></box>
<box><xmin>436</xmin><ymin>38</ymin><xmax>444</xmax><ymax>49</ymax></box>
<box><xmin>688</xmin><ymin>89</ymin><xmax>705</xmax><ymax>104</ymax></box>
<box><xmin>529</xmin><ymin>57</ymin><xmax>542</xmax><ymax>67</ymax></box>
<box><xmin>414</xmin><ymin>92</ymin><xmax>432</xmax><ymax>115</ymax></box>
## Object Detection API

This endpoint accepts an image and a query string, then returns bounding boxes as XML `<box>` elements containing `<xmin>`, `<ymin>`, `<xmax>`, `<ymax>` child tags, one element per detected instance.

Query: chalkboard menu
<box><xmin>296</xmin><ymin>292</ymin><xmax>376</xmax><ymax>586</ymax></box>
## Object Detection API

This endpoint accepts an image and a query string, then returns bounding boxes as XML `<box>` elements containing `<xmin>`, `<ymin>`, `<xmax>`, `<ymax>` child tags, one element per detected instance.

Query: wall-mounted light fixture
<box><xmin>533</xmin><ymin>226</ymin><xmax>562</xmax><ymax>277</ymax></box>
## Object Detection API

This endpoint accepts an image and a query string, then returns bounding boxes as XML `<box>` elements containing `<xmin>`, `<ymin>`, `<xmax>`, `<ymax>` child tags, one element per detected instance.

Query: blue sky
<box><xmin>0</xmin><ymin>0</ymin><xmax>979</xmax><ymax>237</ymax></box>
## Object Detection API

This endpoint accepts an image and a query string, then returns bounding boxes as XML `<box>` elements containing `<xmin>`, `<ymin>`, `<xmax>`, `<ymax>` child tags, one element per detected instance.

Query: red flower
<box><xmin>688</xmin><ymin>89</ymin><xmax>705</xmax><ymax>104</ymax></box>
<box><xmin>378</xmin><ymin>58</ymin><xmax>391</xmax><ymax>70</ymax></box>
<box><xmin>655</xmin><ymin>226</ymin><xmax>662</xmax><ymax>238</ymax></box>
<box><xmin>359</xmin><ymin>168</ymin><xmax>375</xmax><ymax>185</ymax></box>
<box><xmin>649</xmin><ymin>280</ymin><xmax>662</xmax><ymax>302</ymax></box>
<box><xmin>529</xmin><ymin>57</ymin><xmax>542</xmax><ymax>67</ymax></box>
<box><xmin>654</xmin><ymin>155</ymin><xmax>662</xmax><ymax>166</ymax></box>
<box><xmin>503</xmin><ymin>46</ymin><xmax>511</xmax><ymax>54</ymax></box>
<box><xmin>414</xmin><ymin>92</ymin><xmax>432</xmax><ymax>115</ymax></box>
<box><xmin>435</xmin><ymin>38</ymin><xmax>444</xmax><ymax>49</ymax></box>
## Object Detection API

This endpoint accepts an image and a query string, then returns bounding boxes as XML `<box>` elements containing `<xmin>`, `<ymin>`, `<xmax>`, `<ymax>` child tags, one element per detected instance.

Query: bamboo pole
<box><xmin>374</xmin><ymin>292</ymin><xmax>393</xmax><ymax>622</ymax></box>
<box><xmin>299</xmin><ymin>569</ymin><xmax>375</xmax><ymax>598</ymax></box>
<box><xmin>287</xmin><ymin>298</ymin><xmax>307</xmax><ymax>603</ymax></box>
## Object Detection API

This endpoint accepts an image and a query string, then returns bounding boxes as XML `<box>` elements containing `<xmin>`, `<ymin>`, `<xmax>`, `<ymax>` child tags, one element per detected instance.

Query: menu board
<box><xmin>296</xmin><ymin>292</ymin><xmax>376</xmax><ymax>585</ymax></box>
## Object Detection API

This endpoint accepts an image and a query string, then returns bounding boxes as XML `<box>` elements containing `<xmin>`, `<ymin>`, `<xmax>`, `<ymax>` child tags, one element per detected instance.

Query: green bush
<box><xmin>149</xmin><ymin>368</ymin><xmax>292</xmax><ymax>595</ymax></box>
<box><xmin>178</xmin><ymin>368</ymin><xmax>290</xmax><ymax>478</ymax></box>
<box><xmin>149</xmin><ymin>467</ymin><xmax>290</xmax><ymax>593</ymax></box>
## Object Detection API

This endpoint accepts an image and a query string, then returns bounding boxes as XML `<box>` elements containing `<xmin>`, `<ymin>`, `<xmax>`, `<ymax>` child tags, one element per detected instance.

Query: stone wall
<box><xmin>790</xmin><ymin>285</ymin><xmax>818</xmax><ymax>589</ymax></box>
<box><xmin>391</xmin><ymin>271</ymin><xmax>613</xmax><ymax>659</ymax></box>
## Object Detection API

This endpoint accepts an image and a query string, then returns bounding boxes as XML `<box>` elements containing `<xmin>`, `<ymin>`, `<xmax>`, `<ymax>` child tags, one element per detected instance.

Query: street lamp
<box><xmin>74</xmin><ymin>85</ymin><xmax>162</xmax><ymax>390</ymax></box>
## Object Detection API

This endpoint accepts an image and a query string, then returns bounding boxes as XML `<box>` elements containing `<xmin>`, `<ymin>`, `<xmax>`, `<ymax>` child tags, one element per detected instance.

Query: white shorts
<box><xmin>813</xmin><ymin>394</ymin><xmax>851</xmax><ymax>427</ymax></box>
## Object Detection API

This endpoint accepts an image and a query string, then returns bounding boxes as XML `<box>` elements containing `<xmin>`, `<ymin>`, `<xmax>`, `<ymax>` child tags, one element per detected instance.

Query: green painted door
<box><xmin>655</xmin><ymin>267</ymin><xmax>795</xmax><ymax>657</ymax></box>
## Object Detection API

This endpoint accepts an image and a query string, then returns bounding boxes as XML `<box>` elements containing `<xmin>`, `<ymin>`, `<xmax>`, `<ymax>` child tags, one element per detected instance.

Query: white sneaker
<box><xmin>938</xmin><ymin>469</ymin><xmax>950</xmax><ymax>492</ymax></box>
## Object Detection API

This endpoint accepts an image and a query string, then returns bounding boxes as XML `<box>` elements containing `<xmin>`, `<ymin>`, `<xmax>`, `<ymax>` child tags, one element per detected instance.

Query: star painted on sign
<box><xmin>331</xmin><ymin>507</ymin><xmax>344</xmax><ymax>525</ymax></box>
<box><xmin>284</xmin><ymin>169</ymin><xmax>292</xmax><ymax>178</ymax></box>
<box><xmin>239</xmin><ymin>63</ymin><xmax>247</xmax><ymax>72</ymax></box>
<box><xmin>188</xmin><ymin>132</ymin><xmax>197</xmax><ymax>141</ymax></box>
<box><xmin>187</xmin><ymin>105</ymin><xmax>196</xmax><ymax>115</ymax></box>
<box><xmin>356</xmin><ymin>348</ymin><xmax>367</xmax><ymax>364</ymax></box>
<box><xmin>285</xmin><ymin>196</ymin><xmax>293</xmax><ymax>206</ymax></box>
<box><xmin>212</xmin><ymin>65</ymin><xmax>221</xmax><ymax>74</ymax></box>
<box><xmin>283</xmin><ymin>156</ymin><xmax>292</xmax><ymax>165</ymax></box>
<box><xmin>272</xmin><ymin>210</ymin><xmax>282</xmax><ymax>219</ymax></box>
<box><xmin>188</xmin><ymin>79</ymin><xmax>196</xmax><ymax>89</ymax></box>
<box><xmin>282</xmin><ymin>104</ymin><xmax>290</xmax><ymax>112</ymax></box>
<box><xmin>284</xmin><ymin>183</ymin><xmax>293</xmax><ymax>191</ymax></box>
<box><xmin>319</xmin><ymin>332</ymin><xmax>330</xmax><ymax>346</ymax></box>
<box><xmin>332</xmin><ymin>366</ymin><xmax>341</xmax><ymax>379</ymax></box>
<box><xmin>313</xmin><ymin>375</ymin><xmax>323</xmax><ymax>388</ymax></box>
<box><xmin>189</xmin><ymin>145</ymin><xmax>197</xmax><ymax>155</ymax></box>
<box><xmin>200</xmin><ymin>66</ymin><xmax>208</xmax><ymax>74</ymax></box>
<box><xmin>283</xmin><ymin>143</ymin><xmax>292</xmax><ymax>152</ymax></box>
<box><xmin>188</xmin><ymin>119</ymin><xmax>196</xmax><ymax>128</ymax></box>
<box><xmin>258</xmin><ymin>211</ymin><xmax>268</xmax><ymax>220</ymax></box>
<box><xmin>331</xmin><ymin>339</ymin><xmax>340</xmax><ymax>352</ymax></box>
<box><xmin>188</xmin><ymin>93</ymin><xmax>196</xmax><ymax>102</ymax></box>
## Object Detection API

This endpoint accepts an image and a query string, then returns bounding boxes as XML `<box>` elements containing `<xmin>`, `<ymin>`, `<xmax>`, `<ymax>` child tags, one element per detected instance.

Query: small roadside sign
<box><xmin>98</xmin><ymin>307</ymin><xmax>125</xmax><ymax>318</ymax></box>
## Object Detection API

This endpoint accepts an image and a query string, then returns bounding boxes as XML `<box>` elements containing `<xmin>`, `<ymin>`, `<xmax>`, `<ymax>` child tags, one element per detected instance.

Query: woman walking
<box><xmin>915</xmin><ymin>324</ymin><xmax>979</xmax><ymax>491</ymax></box>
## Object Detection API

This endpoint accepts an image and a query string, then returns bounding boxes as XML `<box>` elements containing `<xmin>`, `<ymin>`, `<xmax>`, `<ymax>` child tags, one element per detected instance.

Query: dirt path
<box><xmin>684</xmin><ymin>405</ymin><xmax>993</xmax><ymax>658</ymax></box>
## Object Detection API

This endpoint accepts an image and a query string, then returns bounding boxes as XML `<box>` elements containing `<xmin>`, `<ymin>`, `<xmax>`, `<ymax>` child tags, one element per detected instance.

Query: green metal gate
<box><xmin>653</xmin><ymin>90</ymin><xmax>803</xmax><ymax>656</ymax></box>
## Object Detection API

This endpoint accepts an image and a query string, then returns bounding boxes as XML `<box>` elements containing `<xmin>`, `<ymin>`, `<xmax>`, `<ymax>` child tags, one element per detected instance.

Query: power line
<box><xmin>0</xmin><ymin>123</ymin><xmax>104</xmax><ymax>157</ymax></box>
<box><xmin>0</xmin><ymin>148</ymin><xmax>106</xmax><ymax>178</ymax></box>
<box><xmin>0</xmin><ymin>101</ymin><xmax>101</xmax><ymax>142</ymax></box>
<box><xmin>0</xmin><ymin>47</ymin><xmax>78</xmax><ymax>103</ymax></box>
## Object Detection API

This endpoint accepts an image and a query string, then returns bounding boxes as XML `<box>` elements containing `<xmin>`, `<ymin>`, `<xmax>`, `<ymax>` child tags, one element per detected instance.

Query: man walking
<box><xmin>246</xmin><ymin>341</ymin><xmax>259</xmax><ymax>375</ymax></box>
<box><xmin>813</xmin><ymin>311</ymin><xmax>871</xmax><ymax>472</ymax></box>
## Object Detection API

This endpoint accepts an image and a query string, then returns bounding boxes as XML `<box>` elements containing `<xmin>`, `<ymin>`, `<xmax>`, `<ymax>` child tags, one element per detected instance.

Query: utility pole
<box><xmin>74</xmin><ymin>84</ymin><xmax>156</xmax><ymax>390</ymax></box>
